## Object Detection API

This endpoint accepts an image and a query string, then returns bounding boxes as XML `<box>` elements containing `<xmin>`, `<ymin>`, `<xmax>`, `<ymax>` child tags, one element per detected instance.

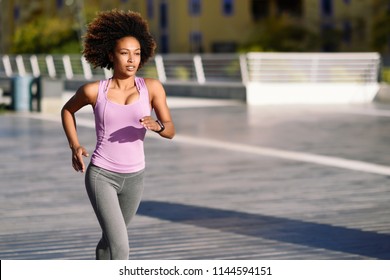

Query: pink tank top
<box><xmin>91</xmin><ymin>77</ymin><xmax>151</xmax><ymax>173</ymax></box>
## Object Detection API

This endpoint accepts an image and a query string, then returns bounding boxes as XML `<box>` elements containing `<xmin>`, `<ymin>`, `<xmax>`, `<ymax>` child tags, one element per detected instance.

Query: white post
<box><xmin>16</xmin><ymin>55</ymin><xmax>26</xmax><ymax>76</ymax></box>
<box><xmin>2</xmin><ymin>55</ymin><xmax>12</xmax><ymax>77</ymax></box>
<box><xmin>104</xmin><ymin>68</ymin><xmax>112</xmax><ymax>79</ymax></box>
<box><xmin>155</xmin><ymin>55</ymin><xmax>166</xmax><ymax>83</ymax></box>
<box><xmin>81</xmin><ymin>56</ymin><xmax>93</xmax><ymax>80</ymax></box>
<box><xmin>239</xmin><ymin>54</ymin><xmax>249</xmax><ymax>84</ymax></box>
<box><xmin>193</xmin><ymin>55</ymin><xmax>205</xmax><ymax>84</ymax></box>
<box><xmin>30</xmin><ymin>55</ymin><xmax>40</xmax><ymax>77</ymax></box>
<box><xmin>63</xmin><ymin>55</ymin><xmax>74</xmax><ymax>80</ymax></box>
<box><xmin>46</xmin><ymin>55</ymin><xmax>56</xmax><ymax>78</ymax></box>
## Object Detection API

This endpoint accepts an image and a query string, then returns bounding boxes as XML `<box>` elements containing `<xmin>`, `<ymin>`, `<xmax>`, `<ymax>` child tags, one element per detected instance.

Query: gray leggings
<box><xmin>85</xmin><ymin>164</ymin><xmax>144</xmax><ymax>260</ymax></box>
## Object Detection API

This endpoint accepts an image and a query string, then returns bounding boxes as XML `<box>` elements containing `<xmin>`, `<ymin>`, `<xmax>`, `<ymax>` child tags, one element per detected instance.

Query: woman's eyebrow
<box><xmin>119</xmin><ymin>48</ymin><xmax>141</xmax><ymax>51</ymax></box>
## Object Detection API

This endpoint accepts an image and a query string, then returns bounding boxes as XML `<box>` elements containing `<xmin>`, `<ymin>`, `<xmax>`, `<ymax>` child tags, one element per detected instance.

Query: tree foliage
<box><xmin>240</xmin><ymin>15</ymin><xmax>320</xmax><ymax>52</ymax></box>
<box><xmin>11</xmin><ymin>17</ymin><xmax>81</xmax><ymax>54</ymax></box>
<box><xmin>371</xmin><ymin>0</ymin><xmax>390</xmax><ymax>53</ymax></box>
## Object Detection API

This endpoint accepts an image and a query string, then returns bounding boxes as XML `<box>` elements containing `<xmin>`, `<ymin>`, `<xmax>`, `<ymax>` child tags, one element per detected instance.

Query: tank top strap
<box><xmin>135</xmin><ymin>76</ymin><xmax>145</xmax><ymax>91</ymax></box>
<box><xmin>97</xmin><ymin>79</ymin><xmax>111</xmax><ymax>103</ymax></box>
<box><xmin>135</xmin><ymin>76</ymin><xmax>149</xmax><ymax>102</ymax></box>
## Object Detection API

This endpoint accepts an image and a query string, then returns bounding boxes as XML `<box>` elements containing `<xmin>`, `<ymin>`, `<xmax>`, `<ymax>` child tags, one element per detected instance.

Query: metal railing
<box><xmin>0</xmin><ymin>53</ymin><xmax>244</xmax><ymax>84</ymax></box>
<box><xmin>246</xmin><ymin>52</ymin><xmax>380</xmax><ymax>84</ymax></box>
<box><xmin>0</xmin><ymin>52</ymin><xmax>381</xmax><ymax>85</ymax></box>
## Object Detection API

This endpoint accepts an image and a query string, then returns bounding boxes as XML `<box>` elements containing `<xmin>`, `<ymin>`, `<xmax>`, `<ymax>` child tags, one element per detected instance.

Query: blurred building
<box><xmin>0</xmin><ymin>0</ymin><xmax>388</xmax><ymax>54</ymax></box>
<box><xmin>305</xmin><ymin>0</ymin><xmax>374</xmax><ymax>52</ymax></box>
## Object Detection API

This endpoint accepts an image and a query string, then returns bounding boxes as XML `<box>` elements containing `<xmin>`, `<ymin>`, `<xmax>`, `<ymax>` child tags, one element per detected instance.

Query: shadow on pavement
<box><xmin>138</xmin><ymin>200</ymin><xmax>390</xmax><ymax>259</ymax></box>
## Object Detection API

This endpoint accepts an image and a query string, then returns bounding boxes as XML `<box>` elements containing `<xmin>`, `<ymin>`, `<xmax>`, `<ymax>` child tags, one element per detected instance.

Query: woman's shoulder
<box><xmin>143</xmin><ymin>77</ymin><xmax>164</xmax><ymax>91</ymax></box>
<box><xmin>143</xmin><ymin>77</ymin><xmax>161</xmax><ymax>84</ymax></box>
<box><xmin>75</xmin><ymin>80</ymin><xmax>101</xmax><ymax>104</ymax></box>
<box><xmin>79</xmin><ymin>80</ymin><xmax>100</xmax><ymax>94</ymax></box>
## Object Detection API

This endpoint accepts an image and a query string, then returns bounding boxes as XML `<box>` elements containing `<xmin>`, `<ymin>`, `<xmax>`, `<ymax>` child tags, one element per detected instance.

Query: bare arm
<box><xmin>61</xmin><ymin>82</ymin><xmax>98</xmax><ymax>172</ymax></box>
<box><xmin>140</xmin><ymin>78</ymin><xmax>175</xmax><ymax>139</ymax></box>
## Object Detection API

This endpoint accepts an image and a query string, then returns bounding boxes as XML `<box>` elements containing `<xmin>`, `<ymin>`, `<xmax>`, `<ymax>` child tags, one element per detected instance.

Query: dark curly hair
<box><xmin>83</xmin><ymin>9</ymin><xmax>156</xmax><ymax>70</ymax></box>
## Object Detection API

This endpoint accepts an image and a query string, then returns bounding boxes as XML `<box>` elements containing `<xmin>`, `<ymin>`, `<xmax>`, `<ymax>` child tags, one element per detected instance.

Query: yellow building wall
<box><xmin>134</xmin><ymin>0</ymin><xmax>253</xmax><ymax>53</ymax></box>
<box><xmin>196</xmin><ymin>0</ymin><xmax>253</xmax><ymax>52</ymax></box>
<box><xmin>164</xmin><ymin>0</ymin><xmax>191</xmax><ymax>53</ymax></box>
<box><xmin>0</xmin><ymin>0</ymin><xmax>383</xmax><ymax>54</ymax></box>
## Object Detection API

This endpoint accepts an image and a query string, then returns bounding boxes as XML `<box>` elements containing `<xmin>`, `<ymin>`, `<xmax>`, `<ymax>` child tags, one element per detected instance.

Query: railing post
<box><xmin>45</xmin><ymin>55</ymin><xmax>56</xmax><ymax>78</ymax></box>
<box><xmin>239</xmin><ymin>54</ymin><xmax>249</xmax><ymax>84</ymax></box>
<box><xmin>30</xmin><ymin>55</ymin><xmax>40</xmax><ymax>77</ymax></box>
<box><xmin>104</xmin><ymin>68</ymin><xmax>112</xmax><ymax>79</ymax></box>
<box><xmin>63</xmin><ymin>55</ymin><xmax>74</xmax><ymax>80</ymax></box>
<box><xmin>81</xmin><ymin>56</ymin><xmax>93</xmax><ymax>80</ymax></box>
<box><xmin>16</xmin><ymin>55</ymin><xmax>26</xmax><ymax>76</ymax></box>
<box><xmin>193</xmin><ymin>55</ymin><xmax>205</xmax><ymax>84</ymax></box>
<box><xmin>155</xmin><ymin>55</ymin><xmax>166</xmax><ymax>83</ymax></box>
<box><xmin>2</xmin><ymin>55</ymin><xmax>13</xmax><ymax>77</ymax></box>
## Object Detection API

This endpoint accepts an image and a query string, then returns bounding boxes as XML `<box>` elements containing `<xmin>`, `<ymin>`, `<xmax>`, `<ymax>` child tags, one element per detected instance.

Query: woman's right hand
<box><xmin>71</xmin><ymin>146</ymin><xmax>89</xmax><ymax>173</ymax></box>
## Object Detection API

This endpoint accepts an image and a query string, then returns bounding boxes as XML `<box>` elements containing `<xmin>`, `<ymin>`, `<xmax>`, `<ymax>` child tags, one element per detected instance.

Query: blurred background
<box><xmin>1</xmin><ymin>1</ymin><xmax>390</xmax><ymax>261</ymax></box>
<box><xmin>1</xmin><ymin>0</ymin><xmax>389</xmax><ymax>55</ymax></box>
<box><xmin>0</xmin><ymin>0</ymin><xmax>390</xmax><ymax>111</ymax></box>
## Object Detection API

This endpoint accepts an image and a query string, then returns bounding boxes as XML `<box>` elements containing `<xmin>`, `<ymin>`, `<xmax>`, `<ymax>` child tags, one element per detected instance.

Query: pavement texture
<box><xmin>1</xmin><ymin>98</ymin><xmax>390</xmax><ymax>260</ymax></box>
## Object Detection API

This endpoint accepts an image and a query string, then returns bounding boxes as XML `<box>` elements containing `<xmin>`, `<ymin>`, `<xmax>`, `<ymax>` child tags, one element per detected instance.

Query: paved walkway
<box><xmin>1</xmin><ymin>98</ymin><xmax>390</xmax><ymax>260</ymax></box>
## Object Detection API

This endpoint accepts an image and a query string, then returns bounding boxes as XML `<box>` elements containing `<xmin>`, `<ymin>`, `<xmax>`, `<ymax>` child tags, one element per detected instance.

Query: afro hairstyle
<box><xmin>83</xmin><ymin>9</ymin><xmax>156</xmax><ymax>70</ymax></box>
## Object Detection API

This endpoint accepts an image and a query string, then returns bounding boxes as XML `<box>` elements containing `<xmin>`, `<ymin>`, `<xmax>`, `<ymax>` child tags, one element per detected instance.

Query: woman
<box><xmin>61</xmin><ymin>9</ymin><xmax>175</xmax><ymax>260</ymax></box>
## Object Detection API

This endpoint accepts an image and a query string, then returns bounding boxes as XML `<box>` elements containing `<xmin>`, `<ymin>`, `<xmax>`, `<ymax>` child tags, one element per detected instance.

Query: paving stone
<box><xmin>0</xmin><ymin>100</ymin><xmax>390</xmax><ymax>259</ymax></box>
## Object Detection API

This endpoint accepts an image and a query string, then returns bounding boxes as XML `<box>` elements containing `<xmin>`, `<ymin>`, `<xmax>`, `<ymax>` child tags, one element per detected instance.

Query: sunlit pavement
<box><xmin>1</xmin><ymin>98</ymin><xmax>390</xmax><ymax>259</ymax></box>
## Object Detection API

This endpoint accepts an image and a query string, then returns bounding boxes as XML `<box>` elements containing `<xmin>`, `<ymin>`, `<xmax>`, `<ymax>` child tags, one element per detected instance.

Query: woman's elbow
<box><xmin>164</xmin><ymin>126</ymin><xmax>175</xmax><ymax>139</ymax></box>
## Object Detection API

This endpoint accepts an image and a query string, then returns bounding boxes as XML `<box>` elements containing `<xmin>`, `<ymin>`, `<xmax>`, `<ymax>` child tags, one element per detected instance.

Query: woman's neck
<box><xmin>110</xmin><ymin>76</ymin><xmax>136</xmax><ymax>90</ymax></box>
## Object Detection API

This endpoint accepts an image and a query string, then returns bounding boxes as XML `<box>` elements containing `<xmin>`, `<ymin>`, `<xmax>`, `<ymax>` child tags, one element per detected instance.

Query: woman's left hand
<box><xmin>139</xmin><ymin>116</ymin><xmax>161</xmax><ymax>132</ymax></box>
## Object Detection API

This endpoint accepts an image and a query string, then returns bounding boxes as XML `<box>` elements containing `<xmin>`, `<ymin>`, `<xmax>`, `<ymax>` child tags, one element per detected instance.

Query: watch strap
<box><xmin>155</xmin><ymin>120</ymin><xmax>165</xmax><ymax>133</ymax></box>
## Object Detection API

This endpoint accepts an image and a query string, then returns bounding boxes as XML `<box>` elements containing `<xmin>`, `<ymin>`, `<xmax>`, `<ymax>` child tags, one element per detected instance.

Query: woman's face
<box><xmin>110</xmin><ymin>36</ymin><xmax>141</xmax><ymax>76</ymax></box>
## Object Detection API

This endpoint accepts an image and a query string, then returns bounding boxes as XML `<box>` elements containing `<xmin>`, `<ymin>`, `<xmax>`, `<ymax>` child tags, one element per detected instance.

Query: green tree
<box><xmin>240</xmin><ymin>15</ymin><xmax>320</xmax><ymax>52</ymax></box>
<box><xmin>371</xmin><ymin>0</ymin><xmax>390</xmax><ymax>53</ymax></box>
<box><xmin>11</xmin><ymin>17</ymin><xmax>81</xmax><ymax>54</ymax></box>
